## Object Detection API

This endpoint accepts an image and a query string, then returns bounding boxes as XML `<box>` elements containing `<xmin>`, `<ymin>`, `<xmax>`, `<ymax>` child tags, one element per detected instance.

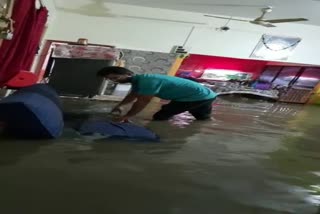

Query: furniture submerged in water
<box><xmin>0</xmin><ymin>84</ymin><xmax>64</xmax><ymax>139</ymax></box>
<box><xmin>77</xmin><ymin>121</ymin><xmax>160</xmax><ymax>142</ymax></box>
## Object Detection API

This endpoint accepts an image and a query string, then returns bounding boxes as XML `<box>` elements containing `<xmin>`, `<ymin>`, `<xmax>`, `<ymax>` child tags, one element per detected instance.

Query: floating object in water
<box><xmin>77</xmin><ymin>121</ymin><xmax>160</xmax><ymax>142</ymax></box>
<box><xmin>0</xmin><ymin>84</ymin><xmax>64</xmax><ymax>139</ymax></box>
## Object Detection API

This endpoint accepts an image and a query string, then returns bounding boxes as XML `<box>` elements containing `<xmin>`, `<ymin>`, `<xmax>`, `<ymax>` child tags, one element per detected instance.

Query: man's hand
<box><xmin>109</xmin><ymin>92</ymin><xmax>137</xmax><ymax>115</ymax></box>
<box><xmin>112</xmin><ymin>115</ymin><xmax>130</xmax><ymax>123</ymax></box>
<box><xmin>111</xmin><ymin>95</ymin><xmax>153</xmax><ymax>123</ymax></box>
<box><xmin>110</xmin><ymin>106</ymin><xmax>122</xmax><ymax>115</ymax></box>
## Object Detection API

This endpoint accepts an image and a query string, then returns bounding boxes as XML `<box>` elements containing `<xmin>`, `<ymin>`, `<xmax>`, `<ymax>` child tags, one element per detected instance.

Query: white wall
<box><xmin>41</xmin><ymin>0</ymin><xmax>57</xmax><ymax>26</ymax></box>
<box><xmin>44</xmin><ymin>2</ymin><xmax>320</xmax><ymax>65</ymax></box>
<box><xmin>187</xmin><ymin>21</ymin><xmax>320</xmax><ymax>65</ymax></box>
<box><xmin>47</xmin><ymin>10</ymin><xmax>193</xmax><ymax>52</ymax></box>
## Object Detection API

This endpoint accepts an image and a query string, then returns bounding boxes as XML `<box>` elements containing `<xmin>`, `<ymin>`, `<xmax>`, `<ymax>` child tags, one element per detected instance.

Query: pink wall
<box><xmin>177</xmin><ymin>54</ymin><xmax>269</xmax><ymax>80</ymax></box>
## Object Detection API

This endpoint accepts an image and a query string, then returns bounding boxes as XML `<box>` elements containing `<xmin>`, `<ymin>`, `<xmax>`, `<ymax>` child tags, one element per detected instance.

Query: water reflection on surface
<box><xmin>0</xmin><ymin>97</ymin><xmax>320</xmax><ymax>214</ymax></box>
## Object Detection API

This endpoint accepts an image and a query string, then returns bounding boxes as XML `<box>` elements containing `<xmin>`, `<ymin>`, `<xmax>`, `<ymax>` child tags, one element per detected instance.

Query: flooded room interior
<box><xmin>1</xmin><ymin>0</ymin><xmax>320</xmax><ymax>213</ymax></box>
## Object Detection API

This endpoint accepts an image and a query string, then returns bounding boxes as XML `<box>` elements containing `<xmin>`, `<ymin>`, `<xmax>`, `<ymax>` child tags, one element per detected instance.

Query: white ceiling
<box><xmin>53</xmin><ymin>0</ymin><xmax>320</xmax><ymax>26</ymax></box>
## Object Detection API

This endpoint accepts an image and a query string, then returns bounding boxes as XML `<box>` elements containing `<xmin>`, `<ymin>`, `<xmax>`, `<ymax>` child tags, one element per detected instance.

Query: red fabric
<box><xmin>178</xmin><ymin>54</ymin><xmax>268</xmax><ymax>80</ymax></box>
<box><xmin>0</xmin><ymin>0</ymin><xmax>48</xmax><ymax>87</ymax></box>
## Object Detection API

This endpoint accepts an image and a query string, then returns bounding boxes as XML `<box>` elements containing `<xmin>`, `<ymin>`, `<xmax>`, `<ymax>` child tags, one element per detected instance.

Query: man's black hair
<box><xmin>97</xmin><ymin>66</ymin><xmax>134</xmax><ymax>77</ymax></box>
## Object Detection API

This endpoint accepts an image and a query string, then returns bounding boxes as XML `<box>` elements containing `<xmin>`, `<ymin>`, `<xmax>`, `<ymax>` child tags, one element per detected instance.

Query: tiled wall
<box><xmin>104</xmin><ymin>49</ymin><xmax>176</xmax><ymax>96</ymax></box>
<box><xmin>120</xmin><ymin>49</ymin><xmax>176</xmax><ymax>75</ymax></box>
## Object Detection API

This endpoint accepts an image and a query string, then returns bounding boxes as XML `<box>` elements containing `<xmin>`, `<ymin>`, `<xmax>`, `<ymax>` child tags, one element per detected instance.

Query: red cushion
<box><xmin>5</xmin><ymin>71</ymin><xmax>38</xmax><ymax>88</ymax></box>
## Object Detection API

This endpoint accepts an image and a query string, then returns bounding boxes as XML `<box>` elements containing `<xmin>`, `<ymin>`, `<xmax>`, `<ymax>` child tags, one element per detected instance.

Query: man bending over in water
<box><xmin>97</xmin><ymin>66</ymin><xmax>217</xmax><ymax>122</ymax></box>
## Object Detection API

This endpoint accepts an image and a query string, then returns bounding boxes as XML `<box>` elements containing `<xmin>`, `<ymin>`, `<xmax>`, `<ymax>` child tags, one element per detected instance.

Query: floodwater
<box><xmin>1</xmin><ymin>96</ymin><xmax>320</xmax><ymax>214</ymax></box>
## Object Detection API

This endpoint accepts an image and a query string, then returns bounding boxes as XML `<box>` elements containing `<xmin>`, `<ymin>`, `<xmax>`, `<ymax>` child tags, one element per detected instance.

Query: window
<box><xmin>259</xmin><ymin>66</ymin><xmax>281</xmax><ymax>83</ymax></box>
<box><xmin>272</xmin><ymin>67</ymin><xmax>301</xmax><ymax>87</ymax></box>
<box><xmin>294</xmin><ymin>68</ymin><xmax>320</xmax><ymax>88</ymax></box>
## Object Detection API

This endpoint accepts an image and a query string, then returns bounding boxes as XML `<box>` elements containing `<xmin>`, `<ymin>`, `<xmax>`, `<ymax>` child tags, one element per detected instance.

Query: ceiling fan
<box><xmin>204</xmin><ymin>6</ymin><xmax>308</xmax><ymax>27</ymax></box>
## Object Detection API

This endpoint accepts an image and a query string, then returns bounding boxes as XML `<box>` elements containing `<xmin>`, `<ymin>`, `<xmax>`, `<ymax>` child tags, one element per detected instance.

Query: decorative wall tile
<box><xmin>120</xmin><ymin>49</ymin><xmax>176</xmax><ymax>75</ymax></box>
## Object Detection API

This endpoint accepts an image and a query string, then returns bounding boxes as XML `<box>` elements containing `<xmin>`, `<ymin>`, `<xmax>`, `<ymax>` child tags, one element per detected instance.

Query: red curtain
<box><xmin>0</xmin><ymin>0</ymin><xmax>48</xmax><ymax>86</ymax></box>
<box><xmin>24</xmin><ymin>7</ymin><xmax>48</xmax><ymax>69</ymax></box>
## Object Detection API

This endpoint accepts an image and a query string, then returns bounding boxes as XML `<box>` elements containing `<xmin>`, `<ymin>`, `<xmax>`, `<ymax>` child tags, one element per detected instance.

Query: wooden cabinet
<box><xmin>278</xmin><ymin>87</ymin><xmax>314</xmax><ymax>104</ymax></box>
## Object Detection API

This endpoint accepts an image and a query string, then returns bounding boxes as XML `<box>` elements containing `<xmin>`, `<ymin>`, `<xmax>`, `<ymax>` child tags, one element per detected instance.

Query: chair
<box><xmin>2</xmin><ymin>70</ymin><xmax>38</xmax><ymax>96</ymax></box>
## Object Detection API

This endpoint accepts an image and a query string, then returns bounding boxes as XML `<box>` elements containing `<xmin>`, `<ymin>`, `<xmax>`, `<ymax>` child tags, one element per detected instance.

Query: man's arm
<box><xmin>111</xmin><ymin>91</ymin><xmax>137</xmax><ymax>112</ymax></box>
<box><xmin>117</xmin><ymin>95</ymin><xmax>153</xmax><ymax>121</ymax></box>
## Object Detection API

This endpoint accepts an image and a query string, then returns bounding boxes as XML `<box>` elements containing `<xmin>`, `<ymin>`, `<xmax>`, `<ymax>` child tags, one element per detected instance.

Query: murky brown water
<box><xmin>1</xmin><ymin>97</ymin><xmax>320</xmax><ymax>214</ymax></box>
